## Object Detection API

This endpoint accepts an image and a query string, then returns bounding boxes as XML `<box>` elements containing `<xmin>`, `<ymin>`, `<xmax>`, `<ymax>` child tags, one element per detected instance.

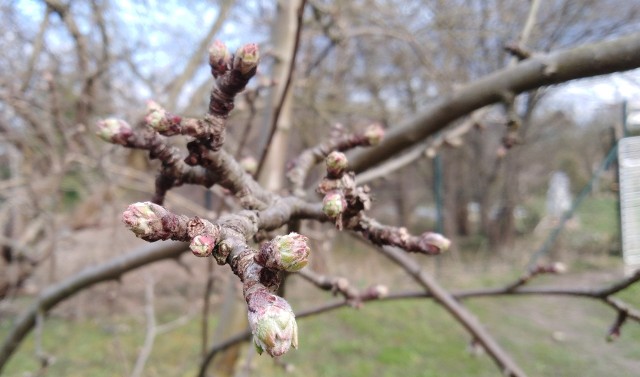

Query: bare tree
<box><xmin>2</xmin><ymin>2</ymin><xmax>640</xmax><ymax>377</ymax></box>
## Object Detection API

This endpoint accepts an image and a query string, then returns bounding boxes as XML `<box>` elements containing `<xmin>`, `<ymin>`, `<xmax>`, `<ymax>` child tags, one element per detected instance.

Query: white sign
<box><xmin>619</xmin><ymin>137</ymin><xmax>640</xmax><ymax>265</ymax></box>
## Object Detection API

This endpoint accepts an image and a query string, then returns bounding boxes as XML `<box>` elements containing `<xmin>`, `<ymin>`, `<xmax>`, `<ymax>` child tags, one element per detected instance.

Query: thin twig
<box><xmin>378</xmin><ymin>246</ymin><xmax>527</xmax><ymax>377</ymax></box>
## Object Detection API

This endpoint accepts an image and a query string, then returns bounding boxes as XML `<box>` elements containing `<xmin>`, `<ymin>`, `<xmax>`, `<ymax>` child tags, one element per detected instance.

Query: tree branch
<box><xmin>199</xmin><ymin>268</ymin><xmax>640</xmax><ymax>376</ymax></box>
<box><xmin>378</xmin><ymin>246</ymin><xmax>528</xmax><ymax>377</ymax></box>
<box><xmin>349</xmin><ymin>32</ymin><xmax>640</xmax><ymax>173</ymax></box>
<box><xmin>0</xmin><ymin>241</ymin><xmax>187</xmax><ymax>372</ymax></box>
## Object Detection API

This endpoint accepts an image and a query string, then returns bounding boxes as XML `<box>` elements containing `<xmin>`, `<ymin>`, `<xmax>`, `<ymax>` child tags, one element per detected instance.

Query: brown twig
<box><xmin>199</xmin><ymin>269</ymin><xmax>640</xmax><ymax>376</ymax></box>
<box><xmin>287</xmin><ymin>123</ymin><xmax>384</xmax><ymax>195</ymax></box>
<box><xmin>349</xmin><ymin>32</ymin><xmax>640</xmax><ymax>174</ymax></box>
<box><xmin>378</xmin><ymin>246</ymin><xmax>528</xmax><ymax>377</ymax></box>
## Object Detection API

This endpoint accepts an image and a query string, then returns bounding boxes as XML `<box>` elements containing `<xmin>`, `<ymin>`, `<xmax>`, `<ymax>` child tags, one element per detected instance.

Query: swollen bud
<box><xmin>418</xmin><ymin>232</ymin><xmax>451</xmax><ymax>254</ymax></box>
<box><xmin>257</xmin><ymin>233</ymin><xmax>311</xmax><ymax>272</ymax></box>
<box><xmin>144</xmin><ymin>101</ymin><xmax>181</xmax><ymax>134</ymax></box>
<box><xmin>248</xmin><ymin>294</ymin><xmax>299</xmax><ymax>357</ymax></box>
<box><xmin>369</xmin><ymin>284</ymin><xmax>389</xmax><ymax>299</ymax></box>
<box><xmin>551</xmin><ymin>262</ymin><xmax>567</xmax><ymax>274</ymax></box>
<box><xmin>122</xmin><ymin>202</ymin><xmax>163</xmax><ymax>238</ymax></box>
<box><xmin>240</xmin><ymin>156</ymin><xmax>258</xmax><ymax>175</ymax></box>
<box><xmin>322</xmin><ymin>190</ymin><xmax>346</xmax><ymax>218</ymax></box>
<box><xmin>190</xmin><ymin>234</ymin><xmax>217</xmax><ymax>257</ymax></box>
<box><xmin>364</xmin><ymin>123</ymin><xmax>385</xmax><ymax>146</ymax></box>
<box><xmin>325</xmin><ymin>151</ymin><xmax>348</xmax><ymax>178</ymax></box>
<box><xmin>209</xmin><ymin>40</ymin><xmax>231</xmax><ymax>77</ymax></box>
<box><xmin>96</xmin><ymin>118</ymin><xmax>132</xmax><ymax>144</ymax></box>
<box><xmin>233</xmin><ymin>43</ymin><xmax>260</xmax><ymax>76</ymax></box>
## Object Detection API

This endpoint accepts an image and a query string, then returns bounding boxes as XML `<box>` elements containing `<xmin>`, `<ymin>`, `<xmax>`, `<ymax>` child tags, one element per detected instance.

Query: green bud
<box><xmin>325</xmin><ymin>151</ymin><xmax>348</xmax><ymax>178</ymax></box>
<box><xmin>322</xmin><ymin>190</ymin><xmax>346</xmax><ymax>218</ymax></box>
<box><xmin>122</xmin><ymin>202</ymin><xmax>162</xmax><ymax>238</ymax></box>
<box><xmin>233</xmin><ymin>43</ymin><xmax>260</xmax><ymax>75</ymax></box>
<box><xmin>144</xmin><ymin>101</ymin><xmax>181</xmax><ymax>134</ymax></box>
<box><xmin>96</xmin><ymin>118</ymin><xmax>132</xmax><ymax>144</ymax></box>
<box><xmin>249</xmin><ymin>294</ymin><xmax>298</xmax><ymax>357</ymax></box>
<box><xmin>272</xmin><ymin>233</ymin><xmax>310</xmax><ymax>272</ymax></box>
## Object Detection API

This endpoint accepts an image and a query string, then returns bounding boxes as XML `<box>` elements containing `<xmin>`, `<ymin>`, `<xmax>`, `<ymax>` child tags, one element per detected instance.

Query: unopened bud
<box><xmin>322</xmin><ymin>191</ymin><xmax>346</xmax><ymax>218</ymax></box>
<box><xmin>334</xmin><ymin>277</ymin><xmax>349</xmax><ymax>292</ymax></box>
<box><xmin>96</xmin><ymin>118</ymin><xmax>132</xmax><ymax>144</ymax></box>
<box><xmin>325</xmin><ymin>151</ymin><xmax>348</xmax><ymax>178</ymax></box>
<box><xmin>257</xmin><ymin>233</ymin><xmax>310</xmax><ymax>272</ymax></box>
<box><xmin>190</xmin><ymin>234</ymin><xmax>217</xmax><ymax>257</ymax></box>
<box><xmin>419</xmin><ymin>232</ymin><xmax>451</xmax><ymax>254</ymax></box>
<box><xmin>122</xmin><ymin>202</ymin><xmax>163</xmax><ymax>238</ymax></box>
<box><xmin>551</xmin><ymin>262</ymin><xmax>567</xmax><ymax>274</ymax></box>
<box><xmin>144</xmin><ymin>101</ymin><xmax>181</xmax><ymax>134</ymax></box>
<box><xmin>369</xmin><ymin>284</ymin><xmax>389</xmax><ymax>299</ymax></box>
<box><xmin>233</xmin><ymin>43</ymin><xmax>260</xmax><ymax>75</ymax></box>
<box><xmin>364</xmin><ymin>123</ymin><xmax>385</xmax><ymax>146</ymax></box>
<box><xmin>240</xmin><ymin>156</ymin><xmax>258</xmax><ymax>175</ymax></box>
<box><xmin>209</xmin><ymin>40</ymin><xmax>231</xmax><ymax>77</ymax></box>
<box><xmin>248</xmin><ymin>294</ymin><xmax>298</xmax><ymax>357</ymax></box>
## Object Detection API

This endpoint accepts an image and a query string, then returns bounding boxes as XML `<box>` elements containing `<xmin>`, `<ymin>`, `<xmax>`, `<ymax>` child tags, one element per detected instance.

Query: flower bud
<box><xmin>257</xmin><ymin>233</ymin><xmax>310</xmax><ymax>272</ymax></box>
<box><xmin>418</xmin><ymin>232</ymin><xmax>451</xmax><ymax>254</ymax></box>
<box><xmin>364</xmin><ymin>123</ymin><xmax>385</xmax><ymax>146</ymax></box>
<box><xmin>209</xmin><ymin>40</ymin><xmax>231</xmax><ymax>77</ymax></box>
<box><xmin>551</xmin><ymin>262</ymin><xmax>567</xmax><ymax>274</ymax></box>
<box><xmin>368</xmin><ymin>284</ymin><xmax>389</xmax><ymax>299</ymax></box>
<box><xmin>190</xmin><ymin>234</ymin><xmax>217</xmax><ymax>257</ymax></box>
<box><xmin>248</xmin><ymin>294</ymin><xmax>298</xmax><ymax>357</ymax></box>
<box><xmin>322</xmin><ymin>190</ymin><xmax>346</xmax><ymax>218</ymax></box>
<box><xmin>233</xmin><ymin>43</ymin><xmax>260</xmax><ymax>76</ymax></box>
<box><xmin>240</xmin><ymin>156</ymin><xmax>258</xmax><ymax>175</ymax></box>
<box><xmin>122</xmin><ymin>202</ymin><xmax>163</xmax><ymax>238</ymax></box>
<box><xmin>325</xmin><ymin>151</ymin><xmax>348</xmax><ymax>178</ymax></box>
<box><xmin>144</xmin><ymin>101</ymin><xmax>181</xmax><ymax>134</ymax></box>
<box><xmin>96</xmin><ymin>118</ymin><xmax>132</xmax><ymax>144</ymax></box>
<box><xmin>275</xmin><ymin>233</ymin><xmax>310</xmax><ymax>271</ymax></box>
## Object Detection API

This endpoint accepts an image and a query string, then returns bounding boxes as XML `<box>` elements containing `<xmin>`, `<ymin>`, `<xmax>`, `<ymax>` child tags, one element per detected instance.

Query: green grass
<box><xmin>3</xmin><ymin>278</ymin><xmax>640</xmax><ymax>377</ymax></box>
<box><xmin>0</xmin><ymin>315</ymin><xmax>203</xmax><ymax>377</ymax></box>
<box><xmin>1</xmin><ymin>192</ymin><xmax>635</xmax><ymax>376</ymax></box>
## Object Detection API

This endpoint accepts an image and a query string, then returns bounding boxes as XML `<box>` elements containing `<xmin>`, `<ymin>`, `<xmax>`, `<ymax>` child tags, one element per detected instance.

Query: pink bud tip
<box><xmin>209</xmin><ymin>40</ymin><xmax>231</xmax><ymax>77</ymax></box>
<box><xmin>190</xmin><ymin>234</ymin><xmax>217</xmax><ymax>257</ymax></box>
<box><xmin>325</xmin><ymin>151</ymin><xmax>348</xmax><ymax>178</ymax></box>
<box><xmin>233</xmin><ymin>43</ymin><xmax>260</xmax><ymax>75</ymax></box>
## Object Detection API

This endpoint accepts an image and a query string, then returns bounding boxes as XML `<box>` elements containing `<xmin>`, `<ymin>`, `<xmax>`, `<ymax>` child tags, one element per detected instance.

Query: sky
<box><xmin>10</xmin><ymin>0</ymin><xmax>640</xmax><ymax>125</ymax></box>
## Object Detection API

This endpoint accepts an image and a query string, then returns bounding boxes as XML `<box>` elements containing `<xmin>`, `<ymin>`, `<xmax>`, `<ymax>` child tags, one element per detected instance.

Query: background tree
<box><xmin>2</xmin><ymin>1</ymin><xmax>640</xmax><ymax>376</ymax></box>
